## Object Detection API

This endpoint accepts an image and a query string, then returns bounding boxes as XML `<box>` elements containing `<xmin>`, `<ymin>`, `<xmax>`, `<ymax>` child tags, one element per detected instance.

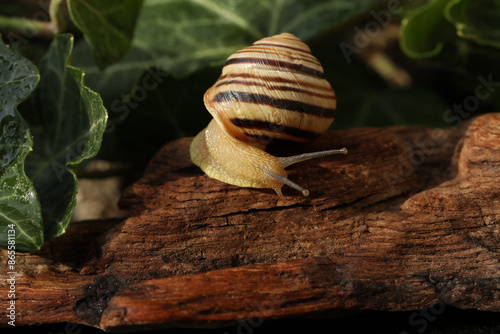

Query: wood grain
<box><xmin>1</xmin><ymin>113</ymin><xmax>499</xmax><ymax>332</ymax></box>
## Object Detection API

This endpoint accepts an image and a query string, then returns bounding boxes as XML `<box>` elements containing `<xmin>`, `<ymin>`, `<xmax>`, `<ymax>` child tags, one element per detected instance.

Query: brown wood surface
<box><xmin>1</xmin><ymin>113</ymin><xmax>499</xmax><ymax>332</ymax></box>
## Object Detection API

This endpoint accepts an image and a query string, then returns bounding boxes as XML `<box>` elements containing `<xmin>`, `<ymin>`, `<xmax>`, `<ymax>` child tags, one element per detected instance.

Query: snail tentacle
<box><xmin>264</xmin><ymin>170</ymin><xmax>310</xmax><ymax>197</ymax></box>
<box><xmin>277</xmin><ymin>148</ymin><xmax>348</xmax><ymax>168</ymax></box>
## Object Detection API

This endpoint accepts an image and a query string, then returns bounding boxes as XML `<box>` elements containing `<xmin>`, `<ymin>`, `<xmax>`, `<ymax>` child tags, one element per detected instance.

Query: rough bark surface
<box><xmin>1</xmin><ymin>113</ymin><xmax>499</xmax><ymax>332</ymax></box>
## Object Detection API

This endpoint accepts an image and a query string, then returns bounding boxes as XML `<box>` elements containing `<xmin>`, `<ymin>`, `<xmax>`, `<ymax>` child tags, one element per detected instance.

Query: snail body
<box><xmin>190</xmin><ymin>33</ymin><xmax>347</xmax><ymax>197</ymax></box>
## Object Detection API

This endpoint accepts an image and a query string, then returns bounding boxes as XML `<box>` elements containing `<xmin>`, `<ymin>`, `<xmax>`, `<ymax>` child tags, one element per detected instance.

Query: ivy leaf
<box><xmin>23</xmin><ymin>34</ymin><xmax>108</xmax><ymax>244</ymax></box>
<box><xmin>73</xmin><ymin>0</ymin><xmax>379</xmax><ymax>105</ymax></box>
<box><xmin>399</xmin><ymin>0</ymin><xmax>456</xmax><ymax>58</ymax></box>
<box><xmin>67</xmin><ymin>0</ymin><xmax>144</xmax><ymax>70</ymax></box>
<box><xmin>0</xmin><ymin>37</ymin><xmax>43</xmax><ymax>252</ymax></box>
<box><xmin>445</xmin><ymin>0</ymin><xmax>500</xmax><ymax>49</ymax></box>
<box><xmin>133</xmin><ymin>0</ymin><xmax>379</xmax><ymax>77</ymax></box>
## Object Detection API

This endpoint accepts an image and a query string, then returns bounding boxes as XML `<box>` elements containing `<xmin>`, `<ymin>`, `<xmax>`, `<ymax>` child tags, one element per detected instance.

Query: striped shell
<box><xmin>190</xmin><ymin>32</ymin><xmax>346</xmax><ymax>198</ymax></box>
<box><xmin>204</xmin><ymin>32</ymin><xmax>336</xmax><ymax>147</ymax></box>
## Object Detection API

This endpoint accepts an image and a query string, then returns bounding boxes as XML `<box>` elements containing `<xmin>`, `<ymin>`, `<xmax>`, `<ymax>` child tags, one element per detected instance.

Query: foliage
<box><xmin>446</xmin><ymin>0</ymin><xmax>500</xmax><ymax>49</ymax></box>
<box><xmin>0</xmin><ymin>34</ymin><xmax>107</xmax><ymax>252</ymax></box>
<box><xmin>23</xmin><ymin>34</ymin><xmax>108</xmax><ymax>244</ymax></box>
<box><xmin>399</xmin><ymin>0</ymin><xmax>500</xmax><ymax>117</ymax></box>
<box><xmin>400</xmin><ymin>0</ymin><xmax>500</xmax><ymax>56</ymax></box>
<box><xmin>67</xmin><ymin>0</ymin><xmax>144</xmax><ymax>69</ymax></box>
<box><xmin>0</xmin><ymin>0</ymin><xmax>499</xmax><ymax>251</ymax></box>
<box><xmin>400</xmin><ymin>0</ymin><xmax>455</xmax><ymax>58</ymax></box>
<box><xmin>0</xmin><ymin>36</ymin><xmax>42</xmax><ymax>251</ymax></box>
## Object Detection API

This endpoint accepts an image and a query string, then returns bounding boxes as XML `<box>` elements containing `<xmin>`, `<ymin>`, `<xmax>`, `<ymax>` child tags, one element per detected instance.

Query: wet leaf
<box><xmin>0</xmin><ymin>36</ymin><xmax>43</xmax><ymax>252</ymax></box>
<box><xmin>22</xmin><ymin>34</ymin><xmax>108</xmax><ymax>247</ymax></box>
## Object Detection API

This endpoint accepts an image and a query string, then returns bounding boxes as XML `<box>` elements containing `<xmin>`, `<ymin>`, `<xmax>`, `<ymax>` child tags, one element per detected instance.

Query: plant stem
<box><xmin>0</xmin><ymin>15</ymin><xmax>55</xmax><ymax>38</ymax></box>
<box><xmin>49</xmin><ymin>0</ymin><xmax>66</xmax><ymax>33</ymax></box>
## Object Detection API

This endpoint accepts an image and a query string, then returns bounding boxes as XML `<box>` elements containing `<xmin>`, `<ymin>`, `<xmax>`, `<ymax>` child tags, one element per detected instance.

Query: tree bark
<box><xmin>2</xmin><ymin>113</ymin><xmax>499</xmax><ymax>332</ymax></box>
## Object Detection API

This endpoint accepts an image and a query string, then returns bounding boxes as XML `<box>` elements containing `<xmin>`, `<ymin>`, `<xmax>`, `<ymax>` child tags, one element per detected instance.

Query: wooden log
<box><xmin>1</xmin><ymin>113</ymin><xmax>499</xmax><ymax>332</ymax></box>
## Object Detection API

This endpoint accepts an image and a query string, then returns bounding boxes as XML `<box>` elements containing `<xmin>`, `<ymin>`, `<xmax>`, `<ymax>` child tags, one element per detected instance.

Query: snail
<box><xmin>190</xmin><ymin>32</ymin><xmax>347</xmax><ymax>198</ymax></box>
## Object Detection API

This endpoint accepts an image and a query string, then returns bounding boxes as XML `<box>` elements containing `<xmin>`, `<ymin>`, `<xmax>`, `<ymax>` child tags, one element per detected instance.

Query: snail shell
<box><xmin>190</xmin><ymin>33</ymin><xmax>346</xmax><ymax>197</ymax></box>
<box><xmin>204</xmin><ymin>32</ymin><xmax>336</xmax><ymax>147</ymax></box>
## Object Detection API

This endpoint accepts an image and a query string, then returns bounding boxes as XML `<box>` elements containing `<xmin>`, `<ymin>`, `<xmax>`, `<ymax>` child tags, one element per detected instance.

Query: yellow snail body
<box><xmin>190</xmin><ymin>33</ymin><xmax>347</xmax><ymax>197</ymax></box>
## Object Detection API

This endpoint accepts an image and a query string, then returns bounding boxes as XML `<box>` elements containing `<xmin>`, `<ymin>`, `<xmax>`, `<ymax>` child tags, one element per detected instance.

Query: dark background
<box><xmin>3</xmin><ymin>308</ymin><xmax>500</xmax><ymax>334</ymax></box>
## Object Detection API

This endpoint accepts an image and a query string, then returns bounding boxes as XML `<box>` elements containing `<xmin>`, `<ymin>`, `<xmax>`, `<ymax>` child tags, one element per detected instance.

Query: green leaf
<box><xmin>400</xmin><ymin>0</ymin><xmax>455</xmax><ymax>58</ymax></box>
<box><xmin>133</xmin><ymin>0</ymin><xmax>378</xmax><ymax>77</ymax></box>
<box><xmin>445</xmin><ymin>0</ymin><xmax>500</xmax><ymax>49</ymax></box>
<box><xmin>67</xmin><ymin>0</ymin><xmax>144</xmax><ymax>70</ymax></box>
<box><xmin>72</xmin><ymin>43</ymin><xmax>152</xmax><ymax>106</ymax></box>
<box><xmin>24</xmin><ymin>34</ymin><xmax>108</xmax><ymax>242</ymax></box>
<box><xmin>0</xmin><ymin>37</ymin><xmax>43</xmax><ymax>252</ymax></box>
<box><xmin>73</xmin><ymin>0</ymin><xmax>378</xmax><ymax>105</ymax></box>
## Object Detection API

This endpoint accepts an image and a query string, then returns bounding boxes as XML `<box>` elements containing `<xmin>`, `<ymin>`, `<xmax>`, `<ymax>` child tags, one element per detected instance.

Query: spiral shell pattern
<box><xmin>204</xmin><ymin>33</ymin><xmax>336</xmax><ymax>147</ymax></box>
